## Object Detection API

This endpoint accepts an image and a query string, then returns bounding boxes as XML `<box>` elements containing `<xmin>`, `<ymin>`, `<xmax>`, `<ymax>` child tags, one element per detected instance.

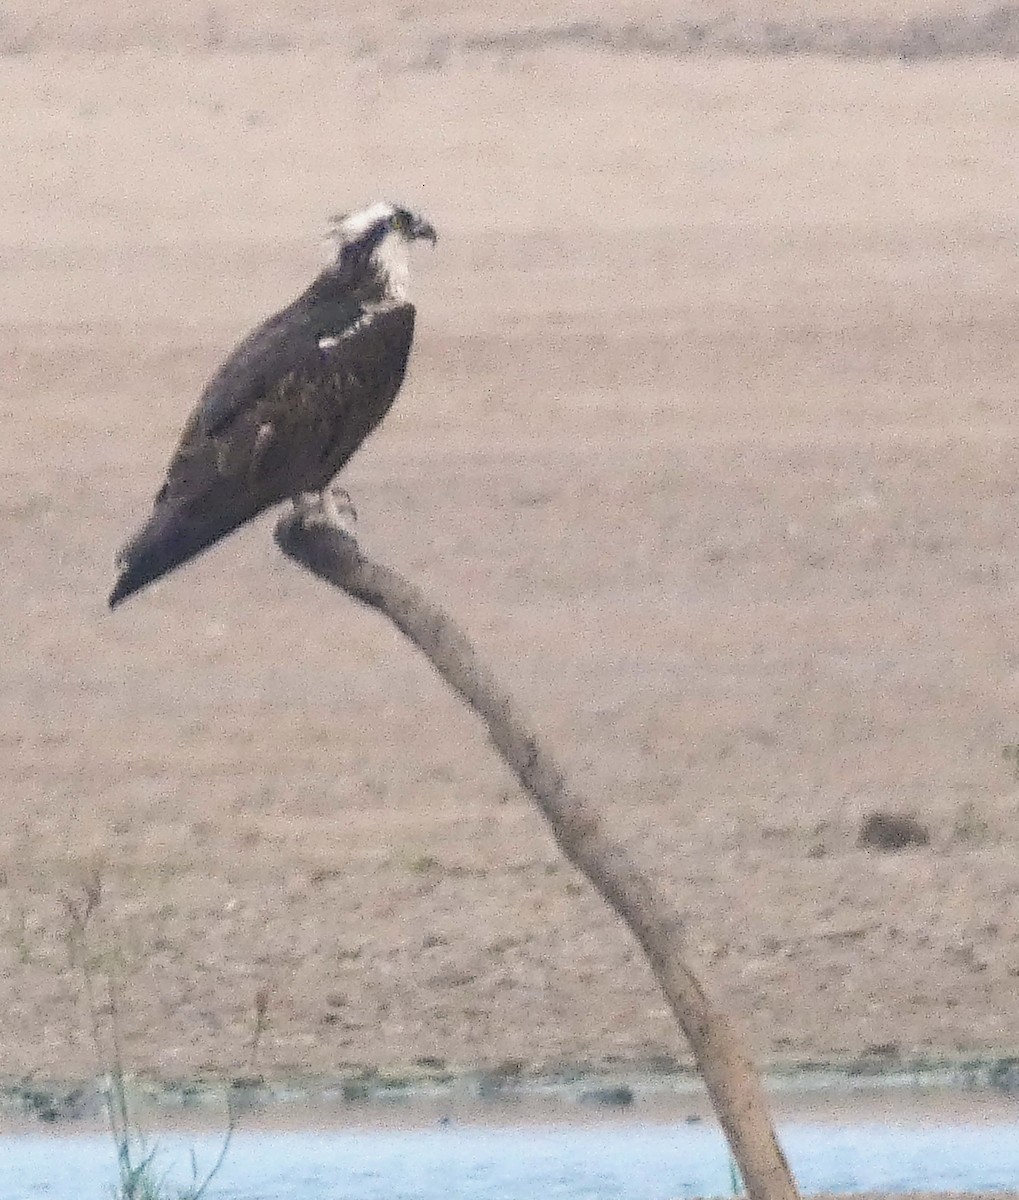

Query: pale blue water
<box><xmin>3</xmin><ymin>1121</ymin><xmax>1019</xmax><ymax>1199</ymax></box>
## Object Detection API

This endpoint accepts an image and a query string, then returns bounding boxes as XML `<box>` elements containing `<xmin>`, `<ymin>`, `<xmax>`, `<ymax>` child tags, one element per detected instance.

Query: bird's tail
<box><xmin>108</xmin><ymin>498</ymin><xmax>258</xmax><ymax>608</ymax></box>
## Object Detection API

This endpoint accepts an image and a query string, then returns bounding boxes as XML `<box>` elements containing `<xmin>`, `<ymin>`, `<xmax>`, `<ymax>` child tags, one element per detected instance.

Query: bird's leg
<box><xmin>292</xmin><ymin>492</ymin><xmax>318</xmax><ymax>517</ymax></box>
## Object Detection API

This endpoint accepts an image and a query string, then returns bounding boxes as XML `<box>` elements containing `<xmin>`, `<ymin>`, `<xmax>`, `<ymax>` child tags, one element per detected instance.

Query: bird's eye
<box><xmin>391</xmin><ymin>210</ymin><xmax>412</xmax><ymax>234</ymax></box>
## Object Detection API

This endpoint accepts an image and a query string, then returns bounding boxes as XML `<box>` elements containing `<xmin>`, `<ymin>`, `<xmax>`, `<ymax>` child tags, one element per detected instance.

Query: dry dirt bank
<box><xmin>1</xmin><ymin>19</ymin><xmax>1019</xmax><ymax>1088</ymax></box>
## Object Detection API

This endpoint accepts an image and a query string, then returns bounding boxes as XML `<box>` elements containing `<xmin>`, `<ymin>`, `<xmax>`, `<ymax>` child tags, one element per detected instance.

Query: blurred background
<box><xmin>2</xmin><ymin>0</ymin><xmax>1019</xmax><ymax>1087</ymax></box>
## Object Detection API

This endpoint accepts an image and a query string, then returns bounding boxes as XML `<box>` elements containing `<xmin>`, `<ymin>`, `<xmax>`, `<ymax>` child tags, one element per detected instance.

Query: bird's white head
<box><xmin>327</xmin><ymin>202</ymin><xmax>437</xmax><ymax>300</ymax></box>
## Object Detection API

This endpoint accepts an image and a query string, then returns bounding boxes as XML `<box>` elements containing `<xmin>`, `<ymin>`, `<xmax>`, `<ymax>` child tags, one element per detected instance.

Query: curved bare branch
<box><xmin>275</xmin><ymin>499</ymin><xmax>799</xmax><ymax>1200</ymax></box>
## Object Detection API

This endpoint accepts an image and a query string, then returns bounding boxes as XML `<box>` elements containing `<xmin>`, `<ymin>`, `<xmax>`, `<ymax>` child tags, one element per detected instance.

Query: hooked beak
<box><xmin>410</xmin><ymin>215</ymin><xmax>437</xmax><ymax>246</ymax></box>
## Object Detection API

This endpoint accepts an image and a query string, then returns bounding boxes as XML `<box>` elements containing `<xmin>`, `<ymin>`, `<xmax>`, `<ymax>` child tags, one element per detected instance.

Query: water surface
<box><xmin>5</xmin><ymin>1120</ymin><xmax>1019</xmax><ymax>1199</ymax></box>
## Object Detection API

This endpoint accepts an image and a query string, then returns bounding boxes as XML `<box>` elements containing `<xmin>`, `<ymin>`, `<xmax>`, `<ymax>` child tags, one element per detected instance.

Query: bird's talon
<box><xmin>330</xmin><ymin>487</ymin><xmax>359</xmax><ymax>523</ymax></box>
<box><xmin>322</xmin><ymin>486</ymin><xmax>359</xmax><ymax>532</ymax></box>
<box><xmin>291</xmin><ymin>489</ymin><xmax>359</xmax><ymax>538</ymax></box>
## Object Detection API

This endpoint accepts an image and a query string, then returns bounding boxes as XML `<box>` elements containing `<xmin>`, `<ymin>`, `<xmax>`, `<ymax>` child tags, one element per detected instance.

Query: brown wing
<box><xmin>109</xmin><ymin>300</ymin><xmax>416</xmax><ymax>607</ymax></box>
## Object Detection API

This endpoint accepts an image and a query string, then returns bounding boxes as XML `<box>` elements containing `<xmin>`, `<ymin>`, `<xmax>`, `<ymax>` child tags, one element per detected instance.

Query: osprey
<box><xmin>108</xmin><ymin>201</ymin><xmax>436</xmax><ymax>608</ymax></box>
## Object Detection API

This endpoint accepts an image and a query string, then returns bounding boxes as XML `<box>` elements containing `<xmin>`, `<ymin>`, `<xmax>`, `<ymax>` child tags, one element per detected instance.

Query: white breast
<box><xmin>375</xmin><ymin>235</ymin><xmax>410</xmax><ymax>301</ymax></box>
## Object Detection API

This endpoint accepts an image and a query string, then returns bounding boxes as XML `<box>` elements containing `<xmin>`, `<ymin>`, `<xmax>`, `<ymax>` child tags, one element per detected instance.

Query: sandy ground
<box><xmin>3</xmin><ymin>1</ymin><xmax>1019</xmax><ymax>1096</ymax></box>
